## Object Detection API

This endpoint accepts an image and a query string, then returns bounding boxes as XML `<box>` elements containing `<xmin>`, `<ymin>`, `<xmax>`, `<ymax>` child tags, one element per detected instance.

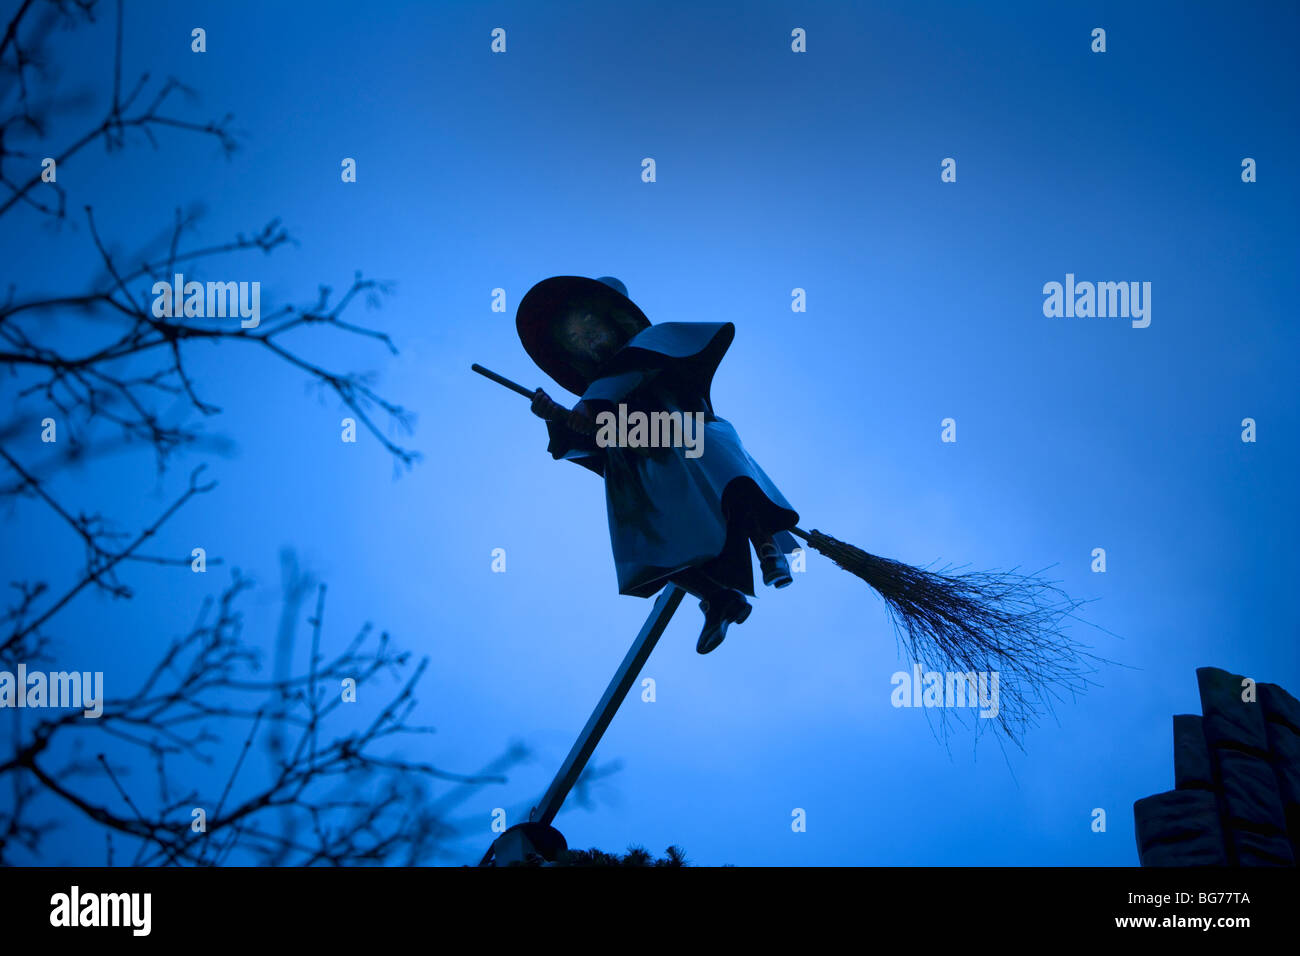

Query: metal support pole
<box><xmin>479</xmin><ymin>584</ymin><xmax>685</xmax><ymax>864</ymax></box>
<box><xmin>531</xmin><ymin>584</ymin><xmax>685</xmax><ymax>826</ymax></box>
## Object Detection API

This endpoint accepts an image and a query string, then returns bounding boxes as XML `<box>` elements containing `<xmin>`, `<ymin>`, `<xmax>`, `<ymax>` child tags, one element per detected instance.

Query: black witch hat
<box><xmin>516</xmin><ymin>276</ymin><xmax>651</xmax><ymax>396</ymax></box>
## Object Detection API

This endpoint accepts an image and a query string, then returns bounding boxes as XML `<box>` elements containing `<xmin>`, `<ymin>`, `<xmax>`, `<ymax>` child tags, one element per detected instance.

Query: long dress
<box><xmin>545</xmin><ymin>321</ymin><xmax>799</xmax><ymax>598</ymax></box>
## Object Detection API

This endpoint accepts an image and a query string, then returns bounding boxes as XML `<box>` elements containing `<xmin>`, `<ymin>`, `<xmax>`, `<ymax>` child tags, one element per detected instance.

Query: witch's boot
<box><xmin>751</xmin><ymin>530</ymin><xmax>793</xmax><ymax>589</ymax></box>
<box><xmin>670</xmin><ymin>569</ymin><xmax>751</xmax><ymax>655</ymax></box>
<box><xmin>696</xmin><ymin>588</ymin><xmax>751</xmax><ymax>655</ymax></box>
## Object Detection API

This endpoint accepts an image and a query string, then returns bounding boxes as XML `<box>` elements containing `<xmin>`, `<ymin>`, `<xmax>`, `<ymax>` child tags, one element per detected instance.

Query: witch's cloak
<box><xmin>545</xmin><ymin>321</ymin><xmax>799</xmax><ymax>598</ymax></box>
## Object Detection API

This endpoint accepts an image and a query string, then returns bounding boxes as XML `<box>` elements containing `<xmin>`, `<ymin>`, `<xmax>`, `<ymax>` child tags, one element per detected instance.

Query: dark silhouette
<box><xmin>486</xmin><ymin>275</ymin><xmax>1102</xmax><ymax>752</ymax></box>
<box><xmin>1134</xmin><ymin>666</ymin><xmax>1299</xmax><ymax>866</ymax></box>
<box><xmin>517</xmin><ymin>275</ymin><xmax>800</xmax><ymax>655</ymax></box>
<box><xmin>550</xmin><ymin>845</ymin><xmax>688</xmax><ymax>867</ymax></box>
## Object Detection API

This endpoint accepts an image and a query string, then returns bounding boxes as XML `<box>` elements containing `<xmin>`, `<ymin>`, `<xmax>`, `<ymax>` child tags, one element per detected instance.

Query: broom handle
<box><xmin>474</xmin><ymin>369</ymin><xmax>826</xmax><ymax>484</ymax></box>
<box><xmin>471</xmin><ymin>363</ymin><xmax>535</xmax><ymax>400</ymax></box>
<box><xmin>472</xmin><ymin>362</ymin><xmax>577</xmax><ymax>426</ymax></box>
<box><xmin>473</xmin><ymin>363</ymin><xmax>668</xmax><ymax>459</ymax></box>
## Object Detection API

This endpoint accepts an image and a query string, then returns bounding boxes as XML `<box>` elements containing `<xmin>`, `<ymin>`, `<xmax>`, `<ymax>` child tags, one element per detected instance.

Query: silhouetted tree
<box><xmin>0</xmin><ymin>0</ymin><xmax>528</xmax><ymax>865</ymax></box>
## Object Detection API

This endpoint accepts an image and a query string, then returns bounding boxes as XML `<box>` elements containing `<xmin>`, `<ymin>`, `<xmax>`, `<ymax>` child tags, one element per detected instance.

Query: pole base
<box><xmin>481</xmin><ymin>822</ymin><xmax>568</xmax><ymax>867</ymax></box>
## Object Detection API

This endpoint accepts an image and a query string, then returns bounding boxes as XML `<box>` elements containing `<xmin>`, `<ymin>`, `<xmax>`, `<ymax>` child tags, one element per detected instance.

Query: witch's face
<box><xmin>555</xmin><ymin>308</ymin><xmax>632</xmax><ymax>379</ymax></box>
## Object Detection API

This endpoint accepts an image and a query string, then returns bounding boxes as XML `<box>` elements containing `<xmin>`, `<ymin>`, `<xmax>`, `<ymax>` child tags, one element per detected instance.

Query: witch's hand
<box><xmin>530</xmin><ymin>388</ymin><xmax>566</xmax><ymax>422</ymax></box>
<box><xmin>565</xmin><ymin>403</ymin><xmax>598</xmax><ymax>437</ymax></box>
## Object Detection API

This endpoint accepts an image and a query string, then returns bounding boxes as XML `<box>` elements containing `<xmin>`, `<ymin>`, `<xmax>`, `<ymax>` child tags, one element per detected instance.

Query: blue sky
<box><xmin>2</xmin><ymin>0</ymin><xmax>1297</xmax><ymax>865</ymax></box>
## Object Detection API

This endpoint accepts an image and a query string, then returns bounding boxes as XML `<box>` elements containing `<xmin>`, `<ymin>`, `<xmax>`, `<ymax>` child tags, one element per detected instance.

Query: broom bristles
<box><xmin>796</xmin><ymin>528</ymin><xmax>1100</xmax><ymax>750</ymax></box>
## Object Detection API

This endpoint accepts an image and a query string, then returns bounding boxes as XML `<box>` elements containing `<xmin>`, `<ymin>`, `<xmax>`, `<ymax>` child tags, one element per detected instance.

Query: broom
<box><xmin>790</xmin><ymin>527</ymin><xmax>1099</xmax><ymax>748</ymax></box>
<box><xmin>473</xmin><ymin>364</ymin><xmax>1100</xmax><ymax>748</ymax></box>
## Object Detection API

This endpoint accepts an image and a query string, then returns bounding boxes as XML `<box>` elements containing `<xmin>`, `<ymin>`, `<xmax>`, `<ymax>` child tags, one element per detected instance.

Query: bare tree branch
<box><xmin>0</xmin><ymin>0</ymin><xmax>535</xmax><ymax>868</ymax></box>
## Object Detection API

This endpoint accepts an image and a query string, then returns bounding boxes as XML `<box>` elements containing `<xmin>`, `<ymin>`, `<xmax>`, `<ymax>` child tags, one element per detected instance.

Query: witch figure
<box><xmin>516</xmin><ymin>275</ymin><xmax>799</xmax><ymax>655</ymax></box>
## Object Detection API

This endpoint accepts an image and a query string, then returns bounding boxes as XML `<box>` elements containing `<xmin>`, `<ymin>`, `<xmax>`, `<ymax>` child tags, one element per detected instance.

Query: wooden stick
<box><xmin>471</xmin><ymin>362</ymin><xmax>583</xmax><ymax>429</ymax></box>
<box><xmin>471</xmin><ymin>363</ymin><xmax>534</xmax><ymax>399</ymax></box>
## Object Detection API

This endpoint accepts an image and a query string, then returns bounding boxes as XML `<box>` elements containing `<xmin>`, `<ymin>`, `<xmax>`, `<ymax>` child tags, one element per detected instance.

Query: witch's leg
<box><xmin>668</xmin><ymin>567</ymin><xmax>725</xmax><ymax>602</ymax></box>
<box><xmin>668</xmin><ymin>567</ymin><xmax>751</xmax><ymax>656</ymax></box>
<box><xmin>745</xmin><ymin>512</ymin><xmax>793</xmax><ymax>589</ymax></box>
